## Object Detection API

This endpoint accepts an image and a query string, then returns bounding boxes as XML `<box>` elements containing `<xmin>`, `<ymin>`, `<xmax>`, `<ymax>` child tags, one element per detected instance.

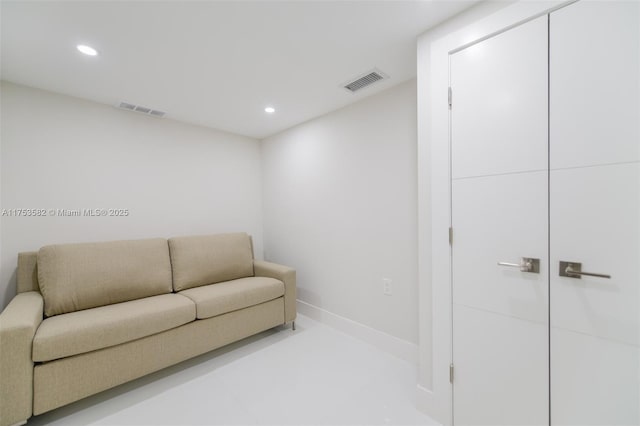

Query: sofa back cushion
<box><xmin>38</xmin><ymin>238</ymin><xmax>173</xmax><ymax>317</ymax></box>
<box><xmin>169</xmin><ymin>233</ymin><xmax>254</xmax><ymax>292</ymax></box>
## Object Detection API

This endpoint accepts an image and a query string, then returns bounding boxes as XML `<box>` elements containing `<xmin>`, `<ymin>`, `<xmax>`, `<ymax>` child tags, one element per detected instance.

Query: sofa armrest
<box><xmin>253</xmin><ymin>260</ymin><xmax>296</xmax><ymax>323</ymax></box>
<box><xmin>0</xmin><ymin>291</ymin><xmax>43</xmax><ymax>426</ymax></box>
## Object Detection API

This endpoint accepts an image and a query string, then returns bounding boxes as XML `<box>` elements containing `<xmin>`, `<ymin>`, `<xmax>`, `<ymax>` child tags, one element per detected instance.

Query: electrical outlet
<box><xmin>382</xmin><ymin>278</ymin><xmax>392</xmax><ymax>296</ymax></box>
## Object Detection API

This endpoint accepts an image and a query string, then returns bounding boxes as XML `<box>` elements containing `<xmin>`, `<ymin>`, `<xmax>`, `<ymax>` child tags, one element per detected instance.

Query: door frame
<box><xmin>415</xmin><ymin>1</ymin><xmax>576</xmax><ymax>424</ymax></box>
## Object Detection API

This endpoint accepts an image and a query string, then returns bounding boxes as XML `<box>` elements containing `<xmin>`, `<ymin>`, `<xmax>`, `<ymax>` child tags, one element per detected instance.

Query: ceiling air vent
<box><xmin>342</xmin><ymin>68</ymin><xmax>389</xmax><ymax>93</ymax></box>
<box><xmin>117</xmin><ymin>101</ymin><xmax>166</xmax><ymax>118</ymax></box>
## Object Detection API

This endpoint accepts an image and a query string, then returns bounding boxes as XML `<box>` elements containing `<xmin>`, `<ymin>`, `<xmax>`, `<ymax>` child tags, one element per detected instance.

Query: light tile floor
<box><xmin>30</xmin><ymin>315</ymin><xmax>438</xmax><ymax>425</ymax></box>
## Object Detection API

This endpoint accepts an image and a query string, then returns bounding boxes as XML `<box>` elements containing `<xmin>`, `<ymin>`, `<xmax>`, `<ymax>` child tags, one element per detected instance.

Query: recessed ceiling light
<box><xmin>77</xmin><ymin>44</ymin><xmax>98</xmax><ymax>56</ymax></box>
<box><xmin>264</xmin><ymin>106</ymin><xmax>275</xmax><ymax>113</ymax></box>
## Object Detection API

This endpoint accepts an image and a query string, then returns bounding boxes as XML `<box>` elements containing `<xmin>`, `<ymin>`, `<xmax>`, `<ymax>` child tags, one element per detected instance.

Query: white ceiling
<box><xmin>1</xmin><ymin>1</ymin><xmax>476</xmax><ymax>139</ymax></box>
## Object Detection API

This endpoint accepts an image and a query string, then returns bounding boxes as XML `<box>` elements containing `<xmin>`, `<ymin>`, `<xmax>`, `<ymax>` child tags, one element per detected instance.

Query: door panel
<box><xmin>550</xmin><ymin>0</ymin><xmax>640</xmax><ymax>169</ymax></box>
<box><xmin>451</xmin><ymin>16</ymin><xmax>548</xmax><ymax>179</ymax></box>
<box><xmin>451</xmin><ymin>15</ymin><xmax>548</xmax><ymax>425</ymax></box>
<box><xmin>550</xmin><ymin>1</ymin><xmax>640</xmax><ymax>424</ymax></box>
<box><xmin>453</xmin><ymin>305</ymin><xmax>548</xmax><ymax>426</ymax></box>
<box><xmin>550</xmin><ymin>328</ymin><xmax>639</xmax><ymax>425</ymax></box>
<box><xmin>452</xmin><ymin>172</ymin><xmax>548</xmax><ymax>323</ymax></box>
<box><xmin>550</xmin><ymin>164</ymin><xmax>639</xmax><ymax>346</ymax></box>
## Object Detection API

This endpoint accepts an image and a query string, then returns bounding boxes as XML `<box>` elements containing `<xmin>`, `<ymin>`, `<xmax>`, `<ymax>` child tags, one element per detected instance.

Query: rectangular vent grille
<box><xmin>343</xmin><ymin>69</ymin><xmax>388</xmax><ymax>93</ymax></box>
<box><xmin>118</xmin><ymin>102</ymin><xmax>166</xmax><ymax>118</ymax></box>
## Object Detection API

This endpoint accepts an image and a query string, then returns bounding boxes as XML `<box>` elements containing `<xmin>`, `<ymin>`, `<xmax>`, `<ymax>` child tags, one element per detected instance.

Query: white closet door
<box><xmin>450</xmin><ymin>16</ymin><xmax>548</xmax><ymax>425</ymax></box>
<box><xmin>550</xmin><ymin>1</ymin><xmax>640</xmax><ymax>424</ymax></box>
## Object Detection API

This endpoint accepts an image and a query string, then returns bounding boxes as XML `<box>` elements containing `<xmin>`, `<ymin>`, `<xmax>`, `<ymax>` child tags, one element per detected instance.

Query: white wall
<box><xmin>0</xmin><ymin>84</ymin><xmax>3</xmax><ymax>309</ymax></box>
<box><xmin>262</xmin><ymin>80</ymin><xmax>418</xmax><ymax>346</ymax></box>
<box><xmin>0</xmin><ymin>81</ymin><xmax>264</xmax><ymax>309</ymax></box>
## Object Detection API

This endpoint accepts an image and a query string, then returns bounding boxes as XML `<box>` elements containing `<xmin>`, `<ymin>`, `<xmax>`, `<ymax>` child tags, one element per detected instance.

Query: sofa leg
<box><xmin>292</xmin><ymin>321</ymin><xmax>296</xmax><ymax>331</ymax></box>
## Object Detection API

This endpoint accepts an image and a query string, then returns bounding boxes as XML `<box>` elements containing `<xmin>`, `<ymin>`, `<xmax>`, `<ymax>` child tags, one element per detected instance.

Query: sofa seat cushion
<box><xmin>179</xmin><ymin>277</ymin><xmax>284</xmax><ymax>320</ymax></box>
<box><xmin>33</xmin><ymin>294</ymin><xmax>195</xmax><ymax>362</ymax></box>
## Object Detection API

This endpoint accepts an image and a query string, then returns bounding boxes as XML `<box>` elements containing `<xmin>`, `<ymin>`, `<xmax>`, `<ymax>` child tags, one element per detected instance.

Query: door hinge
<box><xmin>449</xmin><ymin>227</ymin><xmax>453</xmax><ymax>245</ymax></box>
<box><xmin>449</xmin><ymin>364</ymin><xmax>454</xmax><ymax>383</ymax></box>
<box><xmin>448</xmin><ymin>87</ymin><xmax>452</xmax><ymax>109</ymax></box>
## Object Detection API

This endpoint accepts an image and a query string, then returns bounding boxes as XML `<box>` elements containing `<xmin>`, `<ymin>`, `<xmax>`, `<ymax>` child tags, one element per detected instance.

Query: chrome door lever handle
<box><xmin>498</xmin><ymin>261</ymin><xmax>521</xmax><ymax>267</ymax></box>
<box><xmin>497</xmin><ymin>257</ymin><xmax>540</xmax><ymax>273</ymax></box>
<box><xmin>559</xmin><ymin>261</ymin><xmax>611</xmax><ymax>279</ymax></box>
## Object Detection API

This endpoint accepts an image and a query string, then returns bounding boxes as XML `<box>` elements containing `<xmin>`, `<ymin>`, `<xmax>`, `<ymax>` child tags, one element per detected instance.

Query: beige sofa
<box><xmin>0</xmin><ymin>233</ymin><xmax>296</xmax><ymax>426</ymax></box>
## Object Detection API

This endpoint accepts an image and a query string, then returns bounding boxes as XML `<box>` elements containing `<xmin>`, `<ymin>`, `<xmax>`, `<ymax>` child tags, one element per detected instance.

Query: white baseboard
<box><xmin>416</xmin><ymin>383</ymin><xmax>448</xmax><ymax>425</ymax></box>
<box><xmin>296</xmin><ymin>299</ymin><xmax>418</xmax><ymax>365</ymax></box>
